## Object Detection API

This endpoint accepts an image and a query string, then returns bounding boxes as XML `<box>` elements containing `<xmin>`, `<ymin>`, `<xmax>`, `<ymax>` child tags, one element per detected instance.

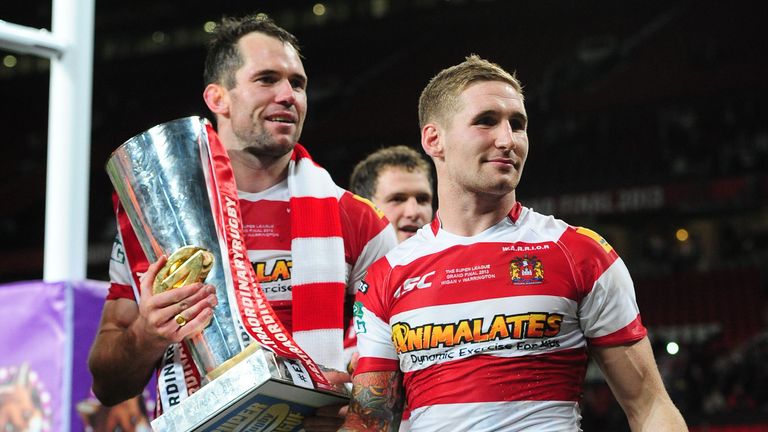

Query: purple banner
<box><xmin>0</xmin><ymin>281</ymin><xmax>67</xmax><ymax>431</ymax></box>
<box><xmin>0</xmin><ymin>280</ymin><xmax>154</xmax><ymax>432</ymax></box>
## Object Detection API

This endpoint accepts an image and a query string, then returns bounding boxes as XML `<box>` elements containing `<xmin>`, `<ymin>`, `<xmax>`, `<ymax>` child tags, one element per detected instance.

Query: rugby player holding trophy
<box><xmin>89</xmin><ymin>15</ymin><xmax>396</xmax><ymax>432</ymax></box>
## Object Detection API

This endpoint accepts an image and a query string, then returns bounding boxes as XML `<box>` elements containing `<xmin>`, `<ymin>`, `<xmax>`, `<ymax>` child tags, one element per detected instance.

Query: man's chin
<box><xmin>265</xmin><ymin>125</ymin><xmax>301</xmax><ymax>146</ymax></box>
<box><xmin>245</xmin><ymin>146</ymin><xmax>294</xmax><ymax>159</ymax></box>
<box><xmin>244</xmin><ymin>140</ymin><xmax>296</xmax><ymax>158</ymax></box>
<box><xmin>244</xmin><ymin>128</ymin><xmax>300</xmax><ymax>154</ymax></box>
<box><xmin>267</xmin><ymin>134</ymin><xmax>298</xmax><ymax>149</ymax></box>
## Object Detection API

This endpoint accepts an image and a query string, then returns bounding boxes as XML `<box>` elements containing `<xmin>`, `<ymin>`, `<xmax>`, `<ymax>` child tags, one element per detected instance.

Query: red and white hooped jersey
<box><xmin>354</xmin><ymin>203</ymin><xmax>646</xmax><ymax>431</ymax></box>
<box><xmin>108</xmin><ymin>179</ymin><xmax>397</xmax><ymax>333</ymax></box>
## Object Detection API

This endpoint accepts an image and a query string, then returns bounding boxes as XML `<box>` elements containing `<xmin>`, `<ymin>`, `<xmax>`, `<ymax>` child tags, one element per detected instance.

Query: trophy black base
<box><xmin>150</xmin><ymin>345</ymin><xmax>349</xmax><ymax>432</ymax></box>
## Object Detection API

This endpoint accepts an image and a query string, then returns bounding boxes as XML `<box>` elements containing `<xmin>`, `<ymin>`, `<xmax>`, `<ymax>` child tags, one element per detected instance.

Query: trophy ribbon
<box><xmin>109</xmin><ymin>117</ymin><xmax>349</xmax><ymax>429</ymax></box>
<box><xmin>199</xmin><ymin>121</ymin><xmax>330</xmax><ymax>388</ymax></box>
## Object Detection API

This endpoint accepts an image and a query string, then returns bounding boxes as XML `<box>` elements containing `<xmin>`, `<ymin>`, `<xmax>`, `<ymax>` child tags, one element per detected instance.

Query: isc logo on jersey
<box><xmin>393</xmin><ymin>271</ymin><xmax>436</xmax><ymax>298</ymax></box>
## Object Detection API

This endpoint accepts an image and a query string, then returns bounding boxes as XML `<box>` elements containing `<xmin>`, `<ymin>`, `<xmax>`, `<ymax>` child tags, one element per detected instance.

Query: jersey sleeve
<box><xmin>353</xmin><ymin>258</ymin><xmax>400</xmax><ymax>375</ymax></box>
<box><xmin>339</xmin><ymin>191</ymin><xmax>398</xmax><ymax>296</ymax></box>
<box><xmin>107</xmin><ymin>230</ymin><xmax>137</xmax><ymax>301</ymax></box>
<box><xmin>106</xmin><ymin>193</ymin><xmax>147</xmax><ymax>302</ymax></box>
<box><xmin>563</xmin><ymin>227</ymin><xmax>647</xmax><ymax>346</ymax></box>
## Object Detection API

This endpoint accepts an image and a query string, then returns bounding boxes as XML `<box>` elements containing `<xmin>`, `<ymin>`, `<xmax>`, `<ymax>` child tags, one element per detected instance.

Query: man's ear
<box><xmin>203</xmin><ymin>83</ymin><xmax>229</xmax><ymax>116</ymax></box>
<box><xmin>421</xmin><ymin>123</ymin><xmax>443</xmax><ymax>159</ymax></box>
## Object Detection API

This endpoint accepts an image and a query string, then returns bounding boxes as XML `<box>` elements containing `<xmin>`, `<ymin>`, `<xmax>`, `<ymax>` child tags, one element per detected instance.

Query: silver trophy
<box><xmin>106</xmin><ymin>117</ymin><xmax>347</xmax><ymax>432</ymax></box>
<box><xmin>107</xmin><ymin>116</ymin><xmax>242</xmax><ymax>372</ymax></box>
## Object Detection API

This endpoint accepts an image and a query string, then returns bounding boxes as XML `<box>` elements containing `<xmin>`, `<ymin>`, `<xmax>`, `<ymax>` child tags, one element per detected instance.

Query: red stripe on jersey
<box><xmin>558</xmin><ymin>226</ymin><xmax>619</xmax><ymax>298</ymax></box>
<box><xmin>111</xmin><ymin>193</ymin><xmax>148</xmax><ymax>300</ymax></box>
<box><xmin>291</xmin><ymin>197</ymin><xmax>343</xmax><ymax>238</ymax></box>
<box><xmin>292</xmin><ymin>281</ymin><xmax>346</xmax><ymax>331</ymax></box>
<box><xmin>270</xmin><ymin>300</ymin><xmax>292</xmax><ymax>333</ymax></box>
<box><xmin>508</xmin><ymin>201</ymin><xmax>523</xmax><ymax>222</ymax></box>
<box><xmin>404</xmin><ymin>349</ymin><xmax>588</xmax><ymax>410</ymax></box>
<box><xmin>589</xmin><ymin>314</ymin><xmax>647</xmax><ymax>346</ymax></box>
<box><xmin>339</xmin><ymin>191</ymin><xmax>390</xmax><ymax>265</ymax></box>
<box><xmin>355</xmin><ymin>357</ymin><xmax>400</xmax><ymax>376</ymax></box>
<box><xmin>106</xmin><ymin>282</ymin><xmax>134</xmax><ymax>301</ymax></box>
<box><xmin>386</xmin><ymin>242</ymin><xmax>582</xmax><ymax>316</ymax></box>
<box><xmin>357</xmin><ymin>259</ymin><xmax>395</xmax><ymax>321</ymax></box>
<box><xmin>240</xmin><ymin>199</ymin><xmax>291</xmax><ymax>251</ymax></box>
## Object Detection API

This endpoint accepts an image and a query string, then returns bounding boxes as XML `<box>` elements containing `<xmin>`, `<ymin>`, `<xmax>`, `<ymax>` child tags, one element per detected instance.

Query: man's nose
<box><xmin>495</xmin><ymin>120</ymin><xmax>514</xmax><ymax>150</ymax></box>
<box><xmin>403</xmin><ymin>198</ymin><xmax>421</xmax><ymax>217</ymax></box>
<box><xmin>274</xmin><ymin>79</ymin><xmax>296</xmax><ymax>105</ymax></box>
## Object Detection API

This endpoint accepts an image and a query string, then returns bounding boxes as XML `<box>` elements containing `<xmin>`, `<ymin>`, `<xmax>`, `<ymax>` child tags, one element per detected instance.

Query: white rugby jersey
<box><xmin>354</xmin><ymin>202</ymin><xmax>646</xmax><ymax>431</ymax></box>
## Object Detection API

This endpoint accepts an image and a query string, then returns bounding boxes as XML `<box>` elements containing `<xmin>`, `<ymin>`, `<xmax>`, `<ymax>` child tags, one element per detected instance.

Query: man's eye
<box><xmin>256</xmin><ymin>76</ymin><xmax>277</xmax><ymax>84</ymax></box>
<box><xmin>291</xmin><ymin>79</ymin><xmax>306</xmax><ymax>90</ymax></box>
<box><xmin>475</xmin><ymin>117</ymin><xmax>496</xmax><ymax>126</ymax></box>
<box><xmin>511</xmin><ymin>118</ymin><xmax>526</xmax><ymax>131</ymax></box>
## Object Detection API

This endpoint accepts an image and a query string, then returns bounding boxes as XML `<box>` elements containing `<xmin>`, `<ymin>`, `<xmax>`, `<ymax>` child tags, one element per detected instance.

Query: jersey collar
<box><xmin>430</xmin><ymin>201</ymin><xmax>523</xmax><ymax>235</ymax></box>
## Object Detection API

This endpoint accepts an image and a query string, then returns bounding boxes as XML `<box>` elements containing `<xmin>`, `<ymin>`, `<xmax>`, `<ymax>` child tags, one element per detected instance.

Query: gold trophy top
<box><xmin>153</xmin><ymin>246</ymin><xmax>215</xmax><ymax>294</ymax></box>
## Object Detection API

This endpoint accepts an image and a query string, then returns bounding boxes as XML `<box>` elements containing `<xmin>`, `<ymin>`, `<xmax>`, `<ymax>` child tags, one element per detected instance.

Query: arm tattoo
<box><xmin>340</xmin><ymin>371</ymin><xmax>405</xmax><ymax>432</ymax></box>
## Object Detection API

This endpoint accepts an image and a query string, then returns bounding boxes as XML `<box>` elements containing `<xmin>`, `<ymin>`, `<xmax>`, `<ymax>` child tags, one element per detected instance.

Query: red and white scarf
<box><xmin>287</xmin><ymin>144</ymin><xmax>347</xmax><ymax>371</ymax></box>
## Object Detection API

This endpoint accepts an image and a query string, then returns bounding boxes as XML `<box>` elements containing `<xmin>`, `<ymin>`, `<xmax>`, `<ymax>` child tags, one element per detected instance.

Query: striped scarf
<box><xmin>287</xmin><ymin>144</ymin><xmax>346</xmax><ymax>371</ymax></box>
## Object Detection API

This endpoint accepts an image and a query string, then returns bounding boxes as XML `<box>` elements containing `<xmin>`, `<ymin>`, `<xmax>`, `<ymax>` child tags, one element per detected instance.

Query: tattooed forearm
<box><xmin>339</xmin><ymin>371</ymin><xmax>405</xmax><ymax>432</ymax></box>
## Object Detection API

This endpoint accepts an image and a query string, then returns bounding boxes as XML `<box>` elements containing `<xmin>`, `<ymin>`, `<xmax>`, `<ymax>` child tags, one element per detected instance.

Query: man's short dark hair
<box><xmin>350</xmin><ymin>145</ymin><xmax>434</xmax><ymax>200</ymax></box>
<box><xmin>203</xmin><ymin>14</ymin><xmax>300</xmax><ymax>89</ymax></box>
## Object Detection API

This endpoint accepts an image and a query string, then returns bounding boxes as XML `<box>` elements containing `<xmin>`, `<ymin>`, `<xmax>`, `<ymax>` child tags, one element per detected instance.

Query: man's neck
<box><xmin>436</xmin><ymin>185</ymin><xmax>517</xmax><ymax>237</ymax></box>
<box><xmin>228</xmin><ymin>149</ymin><xmax>292</xmax><ymax>193</ymax></box>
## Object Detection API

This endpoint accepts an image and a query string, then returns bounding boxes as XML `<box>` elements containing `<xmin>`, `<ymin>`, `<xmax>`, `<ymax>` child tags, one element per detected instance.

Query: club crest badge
<box><xmin>509</xmin><ymin>255</ymin><xmax>544</xmax><ymax>285</ymax></box>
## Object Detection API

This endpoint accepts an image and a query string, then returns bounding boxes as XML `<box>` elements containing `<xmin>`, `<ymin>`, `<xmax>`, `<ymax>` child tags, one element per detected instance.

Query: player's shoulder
<box><xmin>517</xmin><ymin>206</ymin><xmax>615</xmax><ymax>256</ymax></box>
<box><xmin>339</xmin><ymin>190</ymin><xmax>392</xmax><ymax>234</ymax></box>
<box><xmin>517</xmin><ymin>206</ymin><xmax>570</xmax><ymax>239</ymax></box>
<box><xmin>339</xmin><ymin>190</ymin><xmax>386</xmax><ymax>219</ymax></box>
<box><xmin>338</xmin><ymin>190</ymin><xmax>396</xmax><ymax>256</ymax></box>
<box><xmin>546</xmin><ymin>216</ymin><xmax>618</xmax><ymax>263</ymax></box>
<box><xmin>564</xmin><ymin>225</ymin><xmax>617</xmax><ymax>257</ymax></box>
<box><xmin>382</xmin><ymin>224</ymin><xmax>435</xmax><ymax>267</ymax></box>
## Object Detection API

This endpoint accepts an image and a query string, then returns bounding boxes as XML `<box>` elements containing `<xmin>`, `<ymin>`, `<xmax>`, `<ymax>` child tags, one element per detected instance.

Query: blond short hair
<box><xmin>418</xmin><ymin>54</ymin><xmax>523</xmax><ymax>129</ymax></box>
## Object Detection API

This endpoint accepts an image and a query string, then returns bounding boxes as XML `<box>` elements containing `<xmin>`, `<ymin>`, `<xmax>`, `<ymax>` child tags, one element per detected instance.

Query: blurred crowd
<box><xmin>582</xmin><ymin>328</ymin><xmax>768</xmax><ymax>430</ymax></box>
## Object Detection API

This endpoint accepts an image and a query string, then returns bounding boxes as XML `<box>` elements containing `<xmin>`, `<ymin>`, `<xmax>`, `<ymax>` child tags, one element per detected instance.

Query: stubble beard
<box><xmin>241</xmin><ymin>128</ymin><xmax>296</xmax><ymax>160</ymax></box>
<box><xmin>462</xmin><ymin>166</ymin><xmax>520</xmax><ymax>198</ymax></box>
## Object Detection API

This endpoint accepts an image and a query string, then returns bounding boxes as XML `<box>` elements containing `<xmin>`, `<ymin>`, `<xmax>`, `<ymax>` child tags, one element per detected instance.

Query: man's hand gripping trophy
<box><xmin>152</xmin><ymin>246</ymin><xmax>215</xmax><ymax>328</ymax></box>
<box><xmin>134</xmin><ymin>245</ymin><xmax>218</xmax><ymax>354</ymax></box>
